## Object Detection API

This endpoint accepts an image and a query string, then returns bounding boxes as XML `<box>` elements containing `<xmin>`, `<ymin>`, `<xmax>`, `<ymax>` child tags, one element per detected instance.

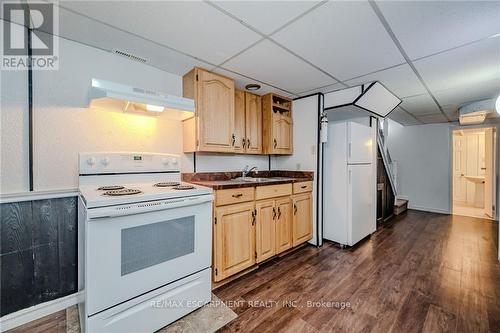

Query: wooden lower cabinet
<box><xmin>275</xmin><ymin>197</ymin><xmax>293</xmax><ymax>254</ymax></box>
<box><xmin>213</xmin><ymin>185</ymin><xmax>312</xmax><ymax>282</ymax></box>
<box><xmin>255</xmin><ymin>199</ymin><xmax>275</xmax><ymax>263</ymax></box>
<box><xmin>213</xmin><ymin>202</ymin><xmax>255</xmax><ymax>282</ymax></box>
<box><xmin>292</xmin><ymin>193</ymin><xmax>313</xmax><ymax>246</ymax></box>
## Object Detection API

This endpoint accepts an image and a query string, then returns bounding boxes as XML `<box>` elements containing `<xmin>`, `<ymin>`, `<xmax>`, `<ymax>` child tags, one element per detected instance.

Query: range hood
<box><xmin>323</xmin><ymin>82</ymin><xmax>401</xmax><ymax>118</ymax></box>
<box><xmin>89</xmin><ymin>79</ymin><xmax>195</xmax><ymax>120</ymax></box>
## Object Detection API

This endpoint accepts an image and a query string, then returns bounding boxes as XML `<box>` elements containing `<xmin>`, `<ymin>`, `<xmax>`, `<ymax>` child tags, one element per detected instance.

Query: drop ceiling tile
<box><xmin>401</xmin><ymin>94</ymin><xmax>441</xmax><ymax>116</ymax></box>
<box><xmin>415</xmin><ymin>113</ymin><xmax>449</xmax><ymax>124</ymax></box>
<box><xmin>272</xmin><ymin>0</ymin><xmax>404</xmax><ymax>81</ymax></box>
<box><xmin>223</xmin><ymin>39</ymin><xmax>337</xmax><ymax>93</ymax></box>
<box><xmin>58</xmin><ymin>1</ymin><xmax>261</xmax><ymax>65</ymax></box>
<box><xmin>211</xmin><ymin>1</ymin><xmax>319</xmax><ymax>35</ymax></box>
<box><xmin>297</xmin><ymin>82</ymin><xmax>346</xmax><ymax>96</ymax></box>
<box><xmin>433</xmin><ymin>78</ymin><xmax>500</xmax><ymax>108</ymax></box>
<box><xmin>51</xmin><ymin>7</ymin><xmax>208</xmax><ymax>76</ymax></box>
<box><xmin>376</xmin><ymin>0</ymin><xmax>500</xmax><ymax>60</ymax></box>
<box><xmin>344</xmin><ymin>64</ymin><xmax>426</xmax><ymax>98</ymax></box>
<box><xmin>212</xmin><ymin>67</ymin><xmax>297</xmax><ymax>98</ymax></box>
<box><xmin>388</xmin><ymin>107</ymin><xmax>421</xmax><ymax>126</ymax></box>
<box><xmin>414</xmin><ymin>37</ymin><xmax>500</xmax><ymax>93</ymax></box>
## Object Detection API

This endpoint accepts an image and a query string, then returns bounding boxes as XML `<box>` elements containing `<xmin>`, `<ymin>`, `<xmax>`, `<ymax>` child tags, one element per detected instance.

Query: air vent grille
<box><xmin>112</xmin><ymin>49</ymin><xmax>147</xmax><ymax>63</ymax></box>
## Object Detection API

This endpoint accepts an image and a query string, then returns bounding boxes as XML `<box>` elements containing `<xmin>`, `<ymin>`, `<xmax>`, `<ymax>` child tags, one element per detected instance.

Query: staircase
<box><xmin>377</xmin><ymin>122</ymin><xmax>408</xmax><ymax>216</ymax></box>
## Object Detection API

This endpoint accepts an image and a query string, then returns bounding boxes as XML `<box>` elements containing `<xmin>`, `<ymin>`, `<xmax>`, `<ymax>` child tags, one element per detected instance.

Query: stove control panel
<box><xmin>79</xmin><ymin>152</ymin><xmax>181</xmax><ymax>174</ymax></box>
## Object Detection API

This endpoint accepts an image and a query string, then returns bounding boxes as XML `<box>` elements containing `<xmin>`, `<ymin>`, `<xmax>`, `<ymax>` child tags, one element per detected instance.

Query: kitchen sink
<box><xmin>232</xmin><ymin>177</ymin><xmax>282</xmax><ymax>182</ymax></box>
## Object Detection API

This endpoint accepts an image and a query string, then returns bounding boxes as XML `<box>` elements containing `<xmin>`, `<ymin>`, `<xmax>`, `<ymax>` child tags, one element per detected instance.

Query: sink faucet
<box><xmin>242</xmin><ymin>165</ymin><xmax>258</xmax><ymax>178</ymax></box>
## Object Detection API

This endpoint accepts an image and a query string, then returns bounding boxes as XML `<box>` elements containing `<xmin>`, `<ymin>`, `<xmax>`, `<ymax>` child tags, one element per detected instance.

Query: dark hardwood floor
<box><xmin>214</xmin><ymin>210</ymin><xmax>500</xmax><ymax>333</ymax></box>
<box><xmin>6</xmin><ymin>210</ymin><xmax>500</xmax><ymax>333</ymax></box>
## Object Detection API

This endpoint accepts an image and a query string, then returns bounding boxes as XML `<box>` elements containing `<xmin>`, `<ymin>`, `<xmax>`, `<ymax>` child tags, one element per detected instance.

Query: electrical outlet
<box><xmin>311</xmin><ymin>145</ymin><xmax>316</xmax><ymax>155</ymax></box>
<box><xmin>296</xmin><ymin>163</ymin><xmax>301</xmax><ymax>170</ymax></box>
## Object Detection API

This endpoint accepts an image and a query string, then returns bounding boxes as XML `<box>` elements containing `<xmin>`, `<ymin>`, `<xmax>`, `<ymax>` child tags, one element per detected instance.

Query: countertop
<box><xmin>182</xmin><ymin>171</ymin><xmax>314</xmax><ymax>190</ymax></box>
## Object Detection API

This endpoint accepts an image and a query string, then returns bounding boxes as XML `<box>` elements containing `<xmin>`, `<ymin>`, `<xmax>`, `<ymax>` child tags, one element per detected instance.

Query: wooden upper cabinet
<box><xmin>214</xmin><ymin>202</ymin><xmax>255</xmax><ymax>282</ymax></box>
<box><xmin>275</xmin><ymin>197</ymin><xmax>293</xmax><ymax>254</ymax></box>
<box><xmin>262</xmin><ymin>93</ymin><xmax>293</xmax><ymax>155</ymax></box>
<box><xmin>292</xmin><ymin>193</ymin><xmax>313</xmax><ymax>246</ymax></box>
<box><xmin>182</xmin><ymin>68</ymin><xmax>235</xmax><ymax>153</ymax></box>
<box><xmin>234</xmin><ymin>90</ymin><xmax>246</xmax><ymax>153</ymax></box>
<box><xmin>245</xmin><ymin>92</ymin><xmax>262</xmax><ymax>154</ymax></box>
<box><xmin>255</xmin><ymin>199</ymin><xmax>275</xmax><ymax>263</ymax></box>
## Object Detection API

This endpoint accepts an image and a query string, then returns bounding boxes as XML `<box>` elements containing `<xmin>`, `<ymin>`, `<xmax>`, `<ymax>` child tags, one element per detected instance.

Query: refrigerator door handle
<box><xmin>349</xmin><ymin>169</ymin><xmax>352</xmax><ymax>184</ymax></box>
<box><xmin>348</xmin><ymin>142</ymin><xmax>352</xmax><ymax>159</ymax></box>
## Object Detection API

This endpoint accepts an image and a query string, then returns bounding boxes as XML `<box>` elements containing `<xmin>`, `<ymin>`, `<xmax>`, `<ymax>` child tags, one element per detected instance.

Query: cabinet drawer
<box><xmin>216</xmin><ymin>187</ymin><xmax>255</xmax><ymax>206</ymax></box>
<box><xmin>255</xmin><ymin>184</ymin><xmax>292</xmax><ymax>200</ymax></box>
<box><xmin>293</xmin><ymin>181</ymin><xmax>313</xmax><ymax>194</ymax></box>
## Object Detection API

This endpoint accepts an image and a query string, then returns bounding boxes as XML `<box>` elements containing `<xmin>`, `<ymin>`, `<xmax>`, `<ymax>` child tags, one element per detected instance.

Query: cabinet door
<box><xmin>273</xmin><ymin>115</ymin><xmax>293</xmax><ymax>153</ymax></box>
<box><xmin>275</xmin><ymin>197</ymin><xmax>293</xmax><ymax>254</ymax></box>
<box><xmin>234</xmin><ymin>90</ymin><xmax>246</xmax><ymax>153</ymax></box>
<box><xmin>255</xmin><ymin>199</ymin><xmax>275</xmax><ymax>263</ymax></box>
<box><xmin>292</xmin><ymin>193</ymin><xmax>312</xmax><ymax>246</ymax></box>
<box><xmin>245</xmin><ymin>92</ymin><xmax>262</xmax><ymax>154</ymax></box>
<box><xmin>197</xmin><ymin>69</ymin><xmax>235</xmax><ymax>152</ymax></box>
<box><xmin>214</xmin><ymin>202</ymin><xmax>255</xmax><ymax>281</ymax></box>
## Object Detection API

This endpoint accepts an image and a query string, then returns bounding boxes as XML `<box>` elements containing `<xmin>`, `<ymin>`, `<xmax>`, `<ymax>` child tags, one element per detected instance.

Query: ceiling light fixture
<box><xmin>496</xmin><ymin>95</ymin><xmax>500</xmax><ymax>115</ymax></box>
<box><xmin>146</xmin><ymin>104</ymin><xmax>164</xmax><ymax>112</ymax></box>
<box><xmin>245</xmin><ymin>83</ymin><xmax>261</xmax><ymax>91</ymax></box>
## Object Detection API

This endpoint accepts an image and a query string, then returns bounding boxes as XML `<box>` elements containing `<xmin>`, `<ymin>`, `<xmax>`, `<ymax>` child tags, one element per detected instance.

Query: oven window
<box><xmin>121</xmin><ymin>216</ymin><xmax>195</xmax><ymax>276</ymax></box>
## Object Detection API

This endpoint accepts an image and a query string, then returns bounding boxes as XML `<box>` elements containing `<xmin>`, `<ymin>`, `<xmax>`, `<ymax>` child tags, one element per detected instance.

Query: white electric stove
<box><xmin>78</xmin><ymin>152</ymin><xmax>213</xmax><ymax>333</ymax></box>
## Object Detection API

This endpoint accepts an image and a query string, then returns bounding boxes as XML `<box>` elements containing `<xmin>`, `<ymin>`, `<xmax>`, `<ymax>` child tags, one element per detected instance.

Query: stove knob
<box><xmin>87</xmin><ymin>157</ymin><xmax>97</xmax><ymax>166</ymax></box>
<box><xmin>171</xmin><ymin>158</ymin><xmax>178</xmax><ymax>166</ymax></box>
<box><xmin>161</xmin><ymin>158</ymin><xmax>170</xmax><ymax>166</ymax></box>
<box><xmin>101</xmin><ymin>157</ymin><xmax>110</xmax><ymax>166</ymax></box>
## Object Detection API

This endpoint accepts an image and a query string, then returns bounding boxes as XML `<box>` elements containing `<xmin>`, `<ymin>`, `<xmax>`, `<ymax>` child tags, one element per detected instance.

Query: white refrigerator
<box><xmin>323</xmin><ymin>121</ymin><xmax>376</xmax><ymax>247</ymax></box>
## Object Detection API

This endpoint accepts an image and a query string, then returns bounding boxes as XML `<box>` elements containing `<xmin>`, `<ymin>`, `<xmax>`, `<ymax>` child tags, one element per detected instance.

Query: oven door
<box><xmin>85</xmin><ymin>195</ymin><xmax>212</xmax><ymax>316</ymax></box>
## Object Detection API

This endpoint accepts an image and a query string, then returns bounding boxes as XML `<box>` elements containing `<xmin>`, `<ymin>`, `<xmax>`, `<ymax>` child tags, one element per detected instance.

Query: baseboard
<box><xmin>408</xmin><ymin>204</ymin><xmax>450</xmax><ymax>215</ymax></box>
<box><xmin>0</xmin><ymin>292</ymin><xmax>83</xmax><ymax>332</ymax></box>
<box><xmin>396</xmin><ymin>195</ymin><xmax>409</xmax><ymax>201</ymax></box>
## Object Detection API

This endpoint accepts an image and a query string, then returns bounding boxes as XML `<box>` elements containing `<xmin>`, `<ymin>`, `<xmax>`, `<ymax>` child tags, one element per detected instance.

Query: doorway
<box><xmin>452</xmin><ymin>127</ymin><xmax>496</xmax><ymax>219</ymax></box>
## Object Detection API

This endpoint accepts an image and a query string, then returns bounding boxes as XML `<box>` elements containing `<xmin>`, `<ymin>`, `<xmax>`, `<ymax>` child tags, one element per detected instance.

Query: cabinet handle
<box><xmin>277</xmin><ymin>207</ymin><xmax>281</xmax><ymax>219</ymax></box>
<box><xmin>242</xmin><ymin>138</ymin><xmax>246</xmax><ymax>148</ymax></box>
<box><xmin>231</xmin><ymin>134</ymin><xmax>236</xmax><ymax>146</ymax></box>
<box><xmin>247</xmin><ymin>138</ymin><xmax>250</xmax><ymax>148</ymax></box>
<box><xmin>272</xmin><ymin>207</ymin><xmax>276</xmax><ymax>220</ymax></box>
<box><xmin>232</xmin><ymin>193</ymin><xmax>243</xmax><ymax>198</ymax></box>
<box><xmin>301</xmin><ymin>185</ymin><xmax>307</xmax><ymax>189</ymax></box>
<box><xmin>273</xmin><ymin>138</ymin><xmax>277</xmax><ymax>148</ymax></box>
<box><xmin>293</xmin><ymin>204</ymin><xmax>297</xmax><ymax>215</ymax></box>
<box><xmin>251</xmin><ymin>210</ymin><xmax>256</xmax><ymax>225</ymax></box>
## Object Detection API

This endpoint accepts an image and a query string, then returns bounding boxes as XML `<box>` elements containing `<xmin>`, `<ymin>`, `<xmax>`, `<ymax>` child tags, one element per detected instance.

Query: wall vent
<box><xmin>112</xmin><ymin>49</ymin><xmax>147</xmax><ymax>63</ymax></box>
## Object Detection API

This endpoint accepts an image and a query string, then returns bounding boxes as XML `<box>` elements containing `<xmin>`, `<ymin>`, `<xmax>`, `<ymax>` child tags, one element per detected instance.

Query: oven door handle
<box><xmin>87</xmin><ymin>194</ymin><xmax>214</xmax><ymax>219</ymax></box>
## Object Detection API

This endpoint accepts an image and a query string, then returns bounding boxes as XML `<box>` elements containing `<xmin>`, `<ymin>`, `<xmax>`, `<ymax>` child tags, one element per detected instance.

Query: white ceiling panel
<box><xmin>59</xmin><ymin>1</ymin><xmax>261</xmax><ymax>65</ymax></box>
<box><xmin>400</xmin><ymin>94</ymin><xmax>441</xmax><ymax>116</ymax></box>
<box><xmin>388</xmin><ymin>107</ymin><xmax>421</xmax><ymax>126</ymax></box>
<box><xmin>223</xmin><ymin>40</ymin><xmax>337</xmax><ymax>93</ymax></box>
<box><xmin>211</xmin><ymin>1</ymin><xmax>319</xmax><ymax>35</ymax></box>
<box><xmin>212</xmin><ymin>67</ymin><xmax>297</xmax><ymax>98</ymax></box>
<box><xmin>344</xmin><ymin>64</ymin><xmax>426</xmax><ymax>98</ymax></box>
<box><xmin>414</xmin><ymin>37</ymin><xmax>500</xmax><ymax>93</ymax></box>
<box><xmin>297</xmin><ymin>82</ymin><xmax>346</xmax><ymax>96</ymax></box>
<box><xmin>52</xmin><ymin>7</ymin><xmax>209</xmax><ymax>76</ymax></box>
<box><xmin>272</xmin><ymin>0</ymin><xmax>404</xmax><ymax>81</ymax></box>
<box><xmin>433</xmin><ymin>79</ymin><xmax>500</xmax><ymax>108</ymax></box>
<box><xmin>376</xmin><ymin>0</ymin><xmax>500</xmax><ymax>60</ymax></box>
<box><xmin>415</xmin><ymin>113</ymin><xmax>449</xmax><ymax>124</ymax></box>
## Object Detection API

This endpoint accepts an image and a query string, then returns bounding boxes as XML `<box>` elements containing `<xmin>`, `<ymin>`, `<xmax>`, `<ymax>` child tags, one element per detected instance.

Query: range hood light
<box><xmin>146</xmin><ymin>104</ymin><xmax>164</xmax><ymax>112</ymax></box>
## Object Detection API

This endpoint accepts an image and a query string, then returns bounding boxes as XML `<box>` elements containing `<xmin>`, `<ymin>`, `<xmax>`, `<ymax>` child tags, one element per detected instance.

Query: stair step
<box><xmin>394</xmin><ymin>199</ymin><xmax>408</xmax><ymax>215</ymax></box>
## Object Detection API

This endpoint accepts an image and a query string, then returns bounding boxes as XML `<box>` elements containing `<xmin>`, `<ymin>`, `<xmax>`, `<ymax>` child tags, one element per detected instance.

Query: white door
<box><xmin>453</xmin><ymin>135</ymin><xmax>467</xmax><ymax>203</ymax></box>
<box><xmin>348</xmin><ymin>122</ymin><xmax>373</xmax><ymax>164</ymax></box>
<box><xmin>484</xmin><ymin>128</ymin><xmax>494</xmax><ymax>218</ymax></box>
<box><xmin>347</xmin><ymin>164</ymin><xmax>375</xmax><ymax>246</ymax></box>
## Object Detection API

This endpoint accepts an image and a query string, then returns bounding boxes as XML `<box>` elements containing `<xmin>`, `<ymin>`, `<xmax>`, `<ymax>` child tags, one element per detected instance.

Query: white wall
<box><xmin>386</xmin><ymin>120</ymin><xmax>452</xmax><ymax>214</ymax></box>
<box><xmin>0</xmin><ymin>34</ymin><xmax>268</xmax><ymax>194</ymax></box>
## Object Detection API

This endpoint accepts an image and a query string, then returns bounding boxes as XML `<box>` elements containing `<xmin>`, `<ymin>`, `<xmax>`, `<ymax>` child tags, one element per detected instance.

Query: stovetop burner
<box><xmin>97</xmin><ymin>185</ymin><xmax>125</xmax><ymax>191</ymax></box>
<box><xmin>103</xmin><ymin>188</ymin><xmax>143</xmax><ymax>196</ymax></box>
<box><xmin>173</xmin><ymin>185</ymin><xmax>195</xmax><ymax>190</ymax></box>
<box><xmin>154</xmin><ymin>182</ymin><xmax>181</xmax><ymax>187</ymax></box>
